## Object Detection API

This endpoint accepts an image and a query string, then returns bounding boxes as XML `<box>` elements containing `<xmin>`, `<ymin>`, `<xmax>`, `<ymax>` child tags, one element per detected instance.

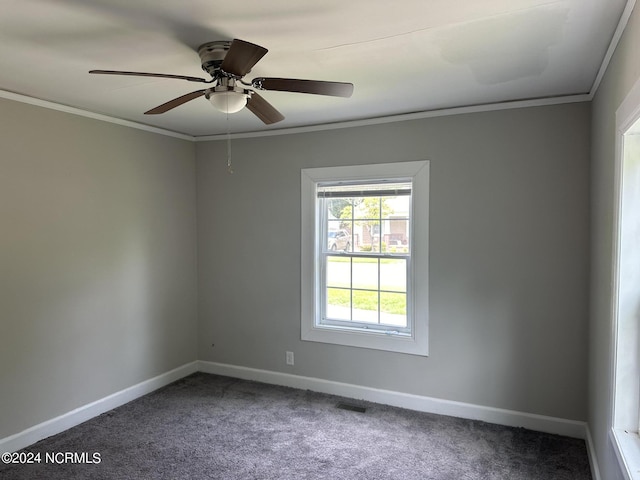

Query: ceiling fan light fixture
<box><xmin>208</xmin><ymin>89</ymin><xmax>249</xmax><ymax>114</ymax></box>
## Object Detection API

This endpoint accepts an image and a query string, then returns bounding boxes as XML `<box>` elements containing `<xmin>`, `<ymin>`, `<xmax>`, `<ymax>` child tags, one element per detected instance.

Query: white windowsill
<box><xmin>302</xmin><ymin>323</ymin><xmax>426</xmax><ymax>356</ymax></box>
<box><xmin>611</xmin><ymin>428</ymin><xmax>640</xmax><ymax>480</ymax></box>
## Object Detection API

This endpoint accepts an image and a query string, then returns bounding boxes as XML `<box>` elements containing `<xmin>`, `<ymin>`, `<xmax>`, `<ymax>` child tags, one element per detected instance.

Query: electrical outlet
<box><xmin>286</xmin><ymin>351</ymin><xmax>294</xmax><ymax>366</ymax></box>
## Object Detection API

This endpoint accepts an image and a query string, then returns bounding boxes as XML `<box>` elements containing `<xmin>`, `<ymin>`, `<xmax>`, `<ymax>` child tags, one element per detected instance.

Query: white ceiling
<box><xmin>0</xmin><ymin>0</ymin><xmax>629</xmax><ymax>138</ymax></box>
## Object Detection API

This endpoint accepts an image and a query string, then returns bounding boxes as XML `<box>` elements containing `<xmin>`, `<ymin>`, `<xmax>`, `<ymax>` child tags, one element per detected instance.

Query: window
<box><xmin>301</xmin><ymin>161</ymin><xmax>429</xmax><ymax>355</ymax></box>
<box><xmin>611</xmin><ymin>76</ymin><xmax>640</xmax><ymax>480</ymax></box>
<box><xmin>319</xmin><ymin>181</ymin><xmax>411</xmax><ymax>334</ymax></box>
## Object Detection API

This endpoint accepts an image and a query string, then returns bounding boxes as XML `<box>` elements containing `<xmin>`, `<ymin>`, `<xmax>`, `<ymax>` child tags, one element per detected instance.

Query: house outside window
<box><xmin>301</xmin><ymin>161</ymin><xmax>429</xmax><ymax>356</ymax></box>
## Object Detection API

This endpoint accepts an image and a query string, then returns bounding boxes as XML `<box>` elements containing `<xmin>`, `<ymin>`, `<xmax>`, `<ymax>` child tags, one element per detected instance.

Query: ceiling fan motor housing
<box><xmin>198</xmin><ymin>41</ymin><xmax>232</xmax><ymax>77</ymax></box>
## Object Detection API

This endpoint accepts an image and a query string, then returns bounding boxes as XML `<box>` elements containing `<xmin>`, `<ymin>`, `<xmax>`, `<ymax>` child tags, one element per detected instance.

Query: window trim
<box><xmin>610</xmin><ymin>75</ymin><xmax>640</xmax><ymax>480</ymax></box>
<box><xmin>301</xmin><ymin>161</ymin><xmax>429</xmax><ymax>356</ymax></box>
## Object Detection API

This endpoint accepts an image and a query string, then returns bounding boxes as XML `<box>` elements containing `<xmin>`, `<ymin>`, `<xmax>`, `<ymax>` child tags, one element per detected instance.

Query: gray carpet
<box><xmin>1</xmin><ymin>373</ymin><xmax>591</xmax><ymax>479</ymax></box>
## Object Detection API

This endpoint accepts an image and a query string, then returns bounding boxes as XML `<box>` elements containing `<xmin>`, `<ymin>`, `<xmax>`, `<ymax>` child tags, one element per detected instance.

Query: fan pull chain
<box><xmin>226</xmin><ymin>131</ymin><xmax>233</xmax><ymax>174</ymax></box>
<box><xmin>226</xmin><ymin>105</ymin><xmax>233</xmax><ymax>174</ymax></box>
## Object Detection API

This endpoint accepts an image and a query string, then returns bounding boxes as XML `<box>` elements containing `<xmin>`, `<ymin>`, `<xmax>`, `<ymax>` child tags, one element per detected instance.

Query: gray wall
<box><xmin>197</xmin><ymin>103</ymin><xmax>590</xmax><ymax>420</ymax></box>
<box><xmin>0</xmin><ymin>77</ymin><xmax>593</xmax><ymax>448</ymax></box>
<box><xmin>0</xmin><ymin>99</ymin><xmax>198</xmax><ymax>438</ymax></box>
<box><xmin>589</xmin><ymin>4</ymin><xmax>640</xmax><ymax>480</ymax></box>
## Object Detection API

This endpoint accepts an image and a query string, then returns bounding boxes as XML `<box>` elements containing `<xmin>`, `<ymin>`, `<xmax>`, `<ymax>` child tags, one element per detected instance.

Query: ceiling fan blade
<box><xmin>89</xmin><ymin>70</ymin><xmax>210</xmax><ymax>83</ymax></box>
<box><xmin>246</xmin><ymin>92</ymin><xmax>285</xmax><ymax>125</ymax></box>
<box><xmin>254</xmin><ymin>77</ymin><xmax>354</xmax><ymax>97</ymax></box>
<box><xmin>144</xmin><ymin>89</ymin><xmax>207</xmax><ymax>115</ymax></box>
<box><xmin>220</xmin><ymin>39</ymin><xmax>268</xmax><ymax>77</ymax></box>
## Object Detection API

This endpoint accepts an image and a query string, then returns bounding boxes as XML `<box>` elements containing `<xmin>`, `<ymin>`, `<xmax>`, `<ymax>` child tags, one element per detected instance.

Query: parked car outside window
<box><xmin>327</xmin><ymin>229</ymin><xmax>351</xmax><ymax>251</ymax></box>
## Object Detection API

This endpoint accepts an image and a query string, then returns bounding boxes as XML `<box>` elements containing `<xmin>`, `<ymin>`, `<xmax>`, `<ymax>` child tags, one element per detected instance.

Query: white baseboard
<box><xmin>586</xmin><ymin>426</ymin><xmax>602</xmax><ymax>480</ymax></box>
<box><xmin>0</xmin><ymin>361</ymin><xmax>198</xmax><ymax>453</ymax></box>
<box><xmin>198</xmin><ymin>360</ymin><xmax>588</xmax><ymax>440</ymax></box>
<box><xmin>2</xmin><ymin>358</ymin><xmax>598</xmax><ymax>477</ymax></box>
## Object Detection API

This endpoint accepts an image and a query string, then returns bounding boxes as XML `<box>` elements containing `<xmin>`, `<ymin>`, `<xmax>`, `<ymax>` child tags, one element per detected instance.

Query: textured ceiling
<box><xmin>0</xmin><ymin>0</ymin><xmax>629</xmax><ymax>137</ymax></box>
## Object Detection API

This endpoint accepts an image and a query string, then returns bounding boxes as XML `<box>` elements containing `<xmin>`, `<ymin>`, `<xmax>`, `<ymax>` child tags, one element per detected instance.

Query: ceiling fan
<box><xmin>90</xmin><ymin>39</ymin><xmax>354</xmax><ymax>125</ymax></box>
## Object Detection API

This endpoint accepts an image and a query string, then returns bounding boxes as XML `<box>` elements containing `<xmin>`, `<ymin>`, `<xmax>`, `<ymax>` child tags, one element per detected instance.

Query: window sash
<box><xmin>320</xmin><ymin>254</ymin><xmax>411</xmax><ymax>335</ymax></box>
<box><xmin>317</xmin><ymin>184</ymin><xmax>412</xmax><ymax>336</ymax></box>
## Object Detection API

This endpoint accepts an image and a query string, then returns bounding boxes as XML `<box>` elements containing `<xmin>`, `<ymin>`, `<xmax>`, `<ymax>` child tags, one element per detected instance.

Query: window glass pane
<box><xmin>380</xmin><ymin>258</ymin><xmax>407</xmax><ymax>292</ymax></box>
<box><xmin>326</xmin><ymin>288</ymin><xmax>350</xmax><ymax>321</ymax></box>
<box><xmin>326</xmin><ymin>256</ymin><xmax>350</xmax><ymax>288</ymax></box>
<box><xmin>352</xmin><ymin>290</ymin><xmax>379</xmax><ymax>323</ymax></box>
<box><xmin>354</xmin><ymin>197</ymin><xmax>378</xmax><ymax>220</ymax></box>
<box><xmin>380</xmin><ymin>292</ymin><xmax>407</xmax><ymax>327</ymax></box>
<box><xmin>384</xmin><ymin>195</ymin><xmax>410</xmax><ymax>219</ymax></box>
<box><xmin>327</xmin><ymin>198</ymin><xmax>353</xmax><ymax>221</ymax></box>
<box><xmin>353</xmin><ymin>257</ymin><xmax>378</xmax><ymax>290</ymax></box>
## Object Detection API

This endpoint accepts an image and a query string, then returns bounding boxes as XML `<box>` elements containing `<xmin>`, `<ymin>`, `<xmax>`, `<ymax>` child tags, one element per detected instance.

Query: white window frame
<box><xmin>301</xmin><ymin>161</ymin><xmax>429</xmax><ymax>356</ymax></box>
<box><xmin>610</xmin><ymin>75</ymin><xmax>640</xmax><ymax>480</ymax></box>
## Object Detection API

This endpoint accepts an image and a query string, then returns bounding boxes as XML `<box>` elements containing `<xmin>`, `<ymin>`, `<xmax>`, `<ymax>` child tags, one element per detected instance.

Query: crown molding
<box><xmin>0</xmin><ymin>89</ymin><xmax>592</xmax><ymax>143</ymax></box>
<box><xmin>589</xmin><ymin>0</ymin><xmax>636</xmax><ymax>97</ymax></box>
<box><xmin>0</xmin><ymin>90</ymin><xmax>192</xmax><ymax>141</ymax></box>
<box><xmin>195</xmin><ymin>94</ymin><xmax>592</xmax><ymax>141</ymax></box>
